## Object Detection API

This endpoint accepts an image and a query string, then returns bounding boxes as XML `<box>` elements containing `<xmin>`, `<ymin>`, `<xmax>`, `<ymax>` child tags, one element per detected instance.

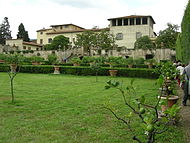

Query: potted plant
<box><xmin>5</xmin><ymin>54</ymin><xmax>23</xmax><ymax>72</ymax></box>
<box><xmin>107</xmin><ymin>56</ymin><xmax>120</xmax><ymax>76</ymax></box>
<box><xmin>0</xmin><ymin>54</ymin><xmax>7</xmax><ymax>63</ymax></box>
<box><xmin>125</xmin><ymin>57</ymin><xmax>134</xmax><ymax>68</ymax></box>
<box><xmin>145</xmin><ymin>58</ymin><xmax>156</xmax><ymax>69</ymax></box>
<box><xmin>155</xmin><ymin>61</ymin><xmax>179</xmax><ymax>112</ymax></box>
<box><xmin>30</xmin><ymin>56</ymin><xmax>44</xmax><ymax>65</ymax></box>
<box><xmin>47</xmin><ymin>54</ymin><xmax>60</xmax><ymax>74</ymax></box>
<box><xmin>70</xmin><ymin>57</ymin><xmax>81</xmax><ymax>66</ymax></box>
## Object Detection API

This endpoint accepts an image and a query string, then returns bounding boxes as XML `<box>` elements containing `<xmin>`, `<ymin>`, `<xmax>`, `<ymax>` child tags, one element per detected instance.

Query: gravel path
<box><xmin>178</xmin><ymin>88</ymin><xmax>190</xmax><ymax>143</ymax></box>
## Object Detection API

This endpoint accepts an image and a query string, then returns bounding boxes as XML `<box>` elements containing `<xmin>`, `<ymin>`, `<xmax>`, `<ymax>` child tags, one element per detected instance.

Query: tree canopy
<box><xmin>181</xmin><ymin>0</ymin><xmax>190</xmax><ymax>63</ymax></box>
<box><xmin>0</xmin><ymin>17</ymin><xmax>12</xmax><ymax>45</ymax></box>
<box><xmin>74</xmin><ymin>30</ymin><xmax>116</xmax><ymax>56</ymax></box>
<box><xmin>44</xmin><ymin>35</ymin><xmax>70</xmax><ymax>50</ymax></box>
<box><xmin>134</xmin><ymin>35</ymin><xmax>155</xmax><ymax>51</ymax></box>
<box><xmin>74</xmin><ymin>31</ymin><xmax>97</xmax><ymax>56</ymax></box>
<box><xmin>17</xmin><ymin>23</ymin><xmax>30</xmax><ymax>42</ymax></box>
<box><xmin>155</xmin><ymin>23</ymin><xmax>179</xmax><ymax>49</ymax></box>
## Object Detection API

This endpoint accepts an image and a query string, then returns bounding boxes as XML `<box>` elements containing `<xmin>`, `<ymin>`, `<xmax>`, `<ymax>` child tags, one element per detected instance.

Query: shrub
<box><xmin>47</xmin><ymin>54</ymin><xmax>58</xmax><ymax>65</ymax></box>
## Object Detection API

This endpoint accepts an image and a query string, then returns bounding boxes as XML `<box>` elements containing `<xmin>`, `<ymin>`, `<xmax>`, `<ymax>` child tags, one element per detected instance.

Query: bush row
<box><xmin>0</xmin><ymin>65</ymin><xmax>158</xmax><ymax>79</ymax></box>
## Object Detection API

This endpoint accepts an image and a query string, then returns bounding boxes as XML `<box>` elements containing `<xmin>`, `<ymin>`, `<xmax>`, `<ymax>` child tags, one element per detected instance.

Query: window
<box><xmin>28</xmin><ymin>47</ymin><xmax>31</xmax><ymax>50</ymax></box>
<box><xmin>124</xmin><ymin>19</ymin><xmax>128</xmax><ymax>25</ymax></box>
<box><xmin>130</xmin><ymin>18</ymin><xmax>134</xmax><ymax>25</ymax></box>
<box><xmin>118</xmin><ymin>19</ymin><xmax>122</xmax><ymax>26</ymax></box>
<box><xmin>116</xmin><ymin>33</ymin><xmax>123</xmax><ymax>40</ymax></box>
<box><xmin>136</xmin><ymin>32</ymin><xmax>142</xmax><ymax>39</ymax></box>
<box><xmin>112</xmin><ymin>19</ymin><xmax>116</xmax><ymax>26</ymax></box>
<box><xmin>136</xmin><ymin>18</ymin><xmax>141</xmax><ymax>25</ymax></box>
<box><xmin>60</xmin><ymin>26</ymin><xmax>63</xmax><ymax>29</ymax></box>
<box><xmin>40</xmin><ymin>39</ymin><xmax>43</xmax><ymax>44</ymax></box>
<box><xmin>142</xmin><ymin>17</ymin><xmax>148</xmax><ymax>24</ymax></box>
<box><xmin>73</xmin><ymin>38</ymin><xmax>75</xmax><ymax>42</ymax></box>
<box><xmin>40</xmin><ymin>31</ymin><xmax>43</xmax><ymax>35</ymax></box>
<box><xmin>36</xmin><ymin>48</ymin><xmax>39</xmax><ymax>51</ymax></box>
<box><xmin>48</xmin><ymin>38</ymin><xmax>52</xmax><ymax>43</ymax></box>
<box><xmin>23</xmin><ymin>46</ymin><xmax>26</xmax><ymax>50</ymax></box>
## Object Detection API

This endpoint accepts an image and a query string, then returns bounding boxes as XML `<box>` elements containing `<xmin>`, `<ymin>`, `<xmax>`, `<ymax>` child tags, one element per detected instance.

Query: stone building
<box><xmin>5</xmin><ymin>39</ymin><xmax>43</xmax><ymax>51</ymax></box>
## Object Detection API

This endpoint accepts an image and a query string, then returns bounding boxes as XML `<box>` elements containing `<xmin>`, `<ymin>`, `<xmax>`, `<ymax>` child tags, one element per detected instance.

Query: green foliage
<box><xmin>125</xmin><ymin>57</ymin><xmax>134</xmax><ymax>65</ymax></box>
<box><xmin>134</xmin><ymin>36</ymin><xmax>155</xmax><ymax>50</ymax></box>
<box><xmin>175</xmin><ymin>33</ymin><xmax>183</xmax><ymax>61</ymax></box>
<box><xmin>0</xmin><ymin>17</ymin><xmax>12</xmax><ymax>45</ymax></box>
<box><xmin>17</xmin><ymin>23</ymin><xmax>30</xmax><ymax>42</ymax></box>
<box><xmin>0</xmin><ymin>54</ymin><xmax>7</xmax><ymax>60</ymax></box>
<box><xmin>70</xmin><ymin>57</ymin><xmax>82</xmax><ymax>64</ymax></box>
<box><xmin>45</xmin><ymin>35</ymin><xmax>70</xmax><ymax>50</ymax></box>
<box><xmin>134</xmin><ymin>58</ymin><xmax>145</xmax><ymax>65</ymax></box>
<box><xmin>0</xmin><ymin>65</ymin><xmax>157</xmax><ymax>78</ymax></box>
<box><xmin>75</xmin><ymin>31</ymin><xmax>97</xmax><ymax>55</ymax></box>
<box><xmin>75</xmin><ymin>30</ymin><xmax>117</xmax><ymax>56</ymax></box>
<box><xmin>105</xmin><ymin>79</ymin><xmax>181</xmax><ymax>143</ymax></box>
<box><xmin>81</xmin><ymin>56</ymin><xmax>95</xmax><ymax>64</ymax></box>
<box><xmin>181</xmin><ymin>0</ymin><xmax>190</xmax><ymax>63</ymax></box>
<box><xmin>5</xmin><ymin>54</ymin><xmax>23</xmax><ymax>65</ymax></box>
<box><xmin>47</xmin><ymin>54</ymin><xmax>58</xmax><ymax>65</ymax></box>
<box><xmin>97</xmin><ymin>30</ymin><xmax>117</xmax><ymax>51</ymax></box>
<box><xmin>30</xmin><ymin>56</ymin><xmax>44</xmax><ymax>63</ymax></box>
<box><xmin>155</xmin><ymin>61</ymin><xmax>179</xmax><ymax>96</ymax></box>
<box><xmin>156</xmin><ymin>23</ymin><xmax>179</xmax><ymax>49</ymax></box>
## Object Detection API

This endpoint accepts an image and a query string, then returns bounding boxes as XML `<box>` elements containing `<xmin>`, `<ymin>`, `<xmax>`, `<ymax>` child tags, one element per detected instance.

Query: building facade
<box><xmin>36</xmin><ymin>15</ymin><xmax>156</xmax><ymax>50</ymax></box>
<box><xmin>6</xmin><ymin>39</ymin><xmax>43</xmax><ymax>51</ymax></box>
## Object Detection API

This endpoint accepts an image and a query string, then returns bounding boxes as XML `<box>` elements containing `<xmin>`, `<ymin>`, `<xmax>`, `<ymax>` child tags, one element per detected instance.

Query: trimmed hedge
<box><xmin>0</xmin><ymin>65</ymin><xmax>158</xmax><ymax>79</ymax></box>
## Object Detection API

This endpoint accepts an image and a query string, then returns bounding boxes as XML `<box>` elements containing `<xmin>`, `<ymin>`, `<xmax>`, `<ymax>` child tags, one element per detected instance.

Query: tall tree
<box><xmin>156</xmin><ymin>23</ymin><xmax>179</xmax><ymax>49</ymax></box>
<box><xmin>44</xmin><ymin>35</ymin><xmax>70</xmax><ymax>50</ymax></box>
<box><xmin>75</xmin><ymin>31</ymin><xmax>97</xmax><ymax>56</ymax></box>
<box><xmin>175</xmin><ymin>33</ymin><xmax>183</xmax><ymax>61</ymax></box>
<box><xmin>134</xmin><ymin>35</ymin><xmax>155</xmax><ymax>51</ymax></box>
<box><xmin>0</xmin><ymin>17</ymin><xmax>12</xmax><ymax>45</ymax></box>
<box><xmin>97</xmin><ymin>30</ymin><xmax>116</xmax><ymax>51</ymax></box>
<box><xmin>181</xmin><ymin>0</ymin><xmax>190</xmax><ymax>63</ymax></box>
<box><xmin>17</xmin><ymin>23</ymin><xmax>30</xmax><ymax>42</ymax></box>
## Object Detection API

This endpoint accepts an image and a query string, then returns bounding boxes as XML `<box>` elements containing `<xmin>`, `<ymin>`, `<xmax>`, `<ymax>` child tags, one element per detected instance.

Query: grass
<box><xmin>0</xmin><ymin>73</ymin><xmax>186</xmax><ymax>143</ymax></box>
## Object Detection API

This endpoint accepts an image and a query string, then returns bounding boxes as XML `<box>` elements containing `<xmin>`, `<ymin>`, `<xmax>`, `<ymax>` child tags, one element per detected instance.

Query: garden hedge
<box><xmin>0</xmin><ymin>64</ymin><xmax>158</xmax><ymax>79</ymax></box>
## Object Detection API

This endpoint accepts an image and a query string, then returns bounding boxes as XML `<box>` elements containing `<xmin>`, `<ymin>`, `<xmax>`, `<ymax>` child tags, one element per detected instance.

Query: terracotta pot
<box><xmin>10</xmin><ymin>64</ymin><xmax>17</xmax><ymax>73</ymax></box>
<box><xmin>159</xmin><ymin>96</ymin><xmax>179</xmax><ymax>112</ymax></box>
<box><xmin>32</xmin><ymin>62</ymin><xmax>40</xmax><ymax>65</ymax></box>
<box><xmin>73</xmin><ymin>63</ymin><xmax>80</xmax><ymax>66</ymax></box>
<box><xmin>147</xmin><ymin>63</ymin><xmax>153</xmax><ymax>69</ymax></box>
<box><xmin>128</xmin><ymin>64</ymin><xmax>133</xmax><ymax>68</ymax></box>
<box><xmin>109</xmin><ymin>70</ymin><xmax>118</xmax><ymax>76</ymax></box>
<box><xmin>53</xmin><ymin>66</ymin><xmax>60</xmax><ymax>74</ymax></box>
<box><xmin>0</xmin><ymin>60</ymin><xmax>5</xmax><ymax>63</ymax></box>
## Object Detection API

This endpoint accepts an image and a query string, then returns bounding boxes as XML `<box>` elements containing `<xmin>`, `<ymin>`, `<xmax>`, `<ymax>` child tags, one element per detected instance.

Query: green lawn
<box><xmin>0</xmin><ymin>73</ymin><xmax>186</xmax><ymax>143</ymax></box>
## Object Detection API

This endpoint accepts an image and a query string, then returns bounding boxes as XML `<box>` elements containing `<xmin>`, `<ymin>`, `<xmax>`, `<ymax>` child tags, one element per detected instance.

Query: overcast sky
<box><xmin>0</xmin><ymin>0</ymin><xmax>188</xmax><ymax>39</ymax></box>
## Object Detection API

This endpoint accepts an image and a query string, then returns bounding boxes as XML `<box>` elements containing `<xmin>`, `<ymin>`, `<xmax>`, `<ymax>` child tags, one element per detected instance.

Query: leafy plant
<box><xmin>70</xmin><ymin>57</ymin><xmax>81</xmax><ymax>65</ymax></box>
<box><xmin>47</xmin><ymin>54</ymin><xmax>58</xmax><ymax>65</ymax></box>
<box><xmin>30</xmin><ymin>56</ymin><xmax>44</xmax><ymax>63</ymax></box>
<box><xmin>105</xmin><ymin>80</ymin><xmax>180</xmax><ymax>143</ymax></box>
<box><xmin>5</xmin><ymin>54</ymin><xmax>23</xmax><ymax>65</ymax></box>
<box><xmin>155</xmin><ymin>61</ymin><xmax>179</xmax><ymax>96</ymax></box>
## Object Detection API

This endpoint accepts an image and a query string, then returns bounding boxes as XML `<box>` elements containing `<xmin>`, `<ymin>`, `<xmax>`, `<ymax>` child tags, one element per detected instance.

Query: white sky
<box><xmin>0</xmin><ymin>0</ymin><xmax>188</xmax><ymax>39</ymax></box>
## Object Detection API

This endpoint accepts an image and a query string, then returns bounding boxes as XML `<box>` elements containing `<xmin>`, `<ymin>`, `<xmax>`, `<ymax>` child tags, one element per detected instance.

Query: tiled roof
<box><xmin>46</xmin><ymin>28</ymin><xmax>110</xmax><ymax>35</ymax></box>
<box><xmin>23</xmin><ymin>41</ymin><xmax>43</xmax><ymax>47</ymax></box>
<box><xmin>108</xmin><ymin>15</ymin><xmax>155</xmax><ymax>24</ymax></box>
<box><xmin>50</xmin><ymin>24</ymin><xmax>85</xmax><ymax>30</ymax></box>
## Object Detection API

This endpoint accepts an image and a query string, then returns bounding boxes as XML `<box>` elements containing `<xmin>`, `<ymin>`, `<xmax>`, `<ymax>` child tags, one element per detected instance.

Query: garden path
<box><xmin>179</xmin><ymin>88</ymin><xmax>190</xmax><ymax>143</ymax></box>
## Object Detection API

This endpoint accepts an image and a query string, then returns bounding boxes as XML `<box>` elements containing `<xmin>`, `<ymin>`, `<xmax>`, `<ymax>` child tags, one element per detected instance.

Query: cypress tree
<box><xmin>17</xmin><ymin>23</ymin><xmax>30</xmax><ymax>42</ymax></box>
<box><xmin>181</xmin><ymin>0</ymin><xmax>190</xmax><ymax>63</ymax></box>
<box><xmin>175</xmin><ymin>33</ymin><xmax>183</xmax><ymax>61</ymax></box>
<box><xmin>0</xmin><ymin>17</ymin><xmax>12</xmax><ymax>45</ymax></box>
